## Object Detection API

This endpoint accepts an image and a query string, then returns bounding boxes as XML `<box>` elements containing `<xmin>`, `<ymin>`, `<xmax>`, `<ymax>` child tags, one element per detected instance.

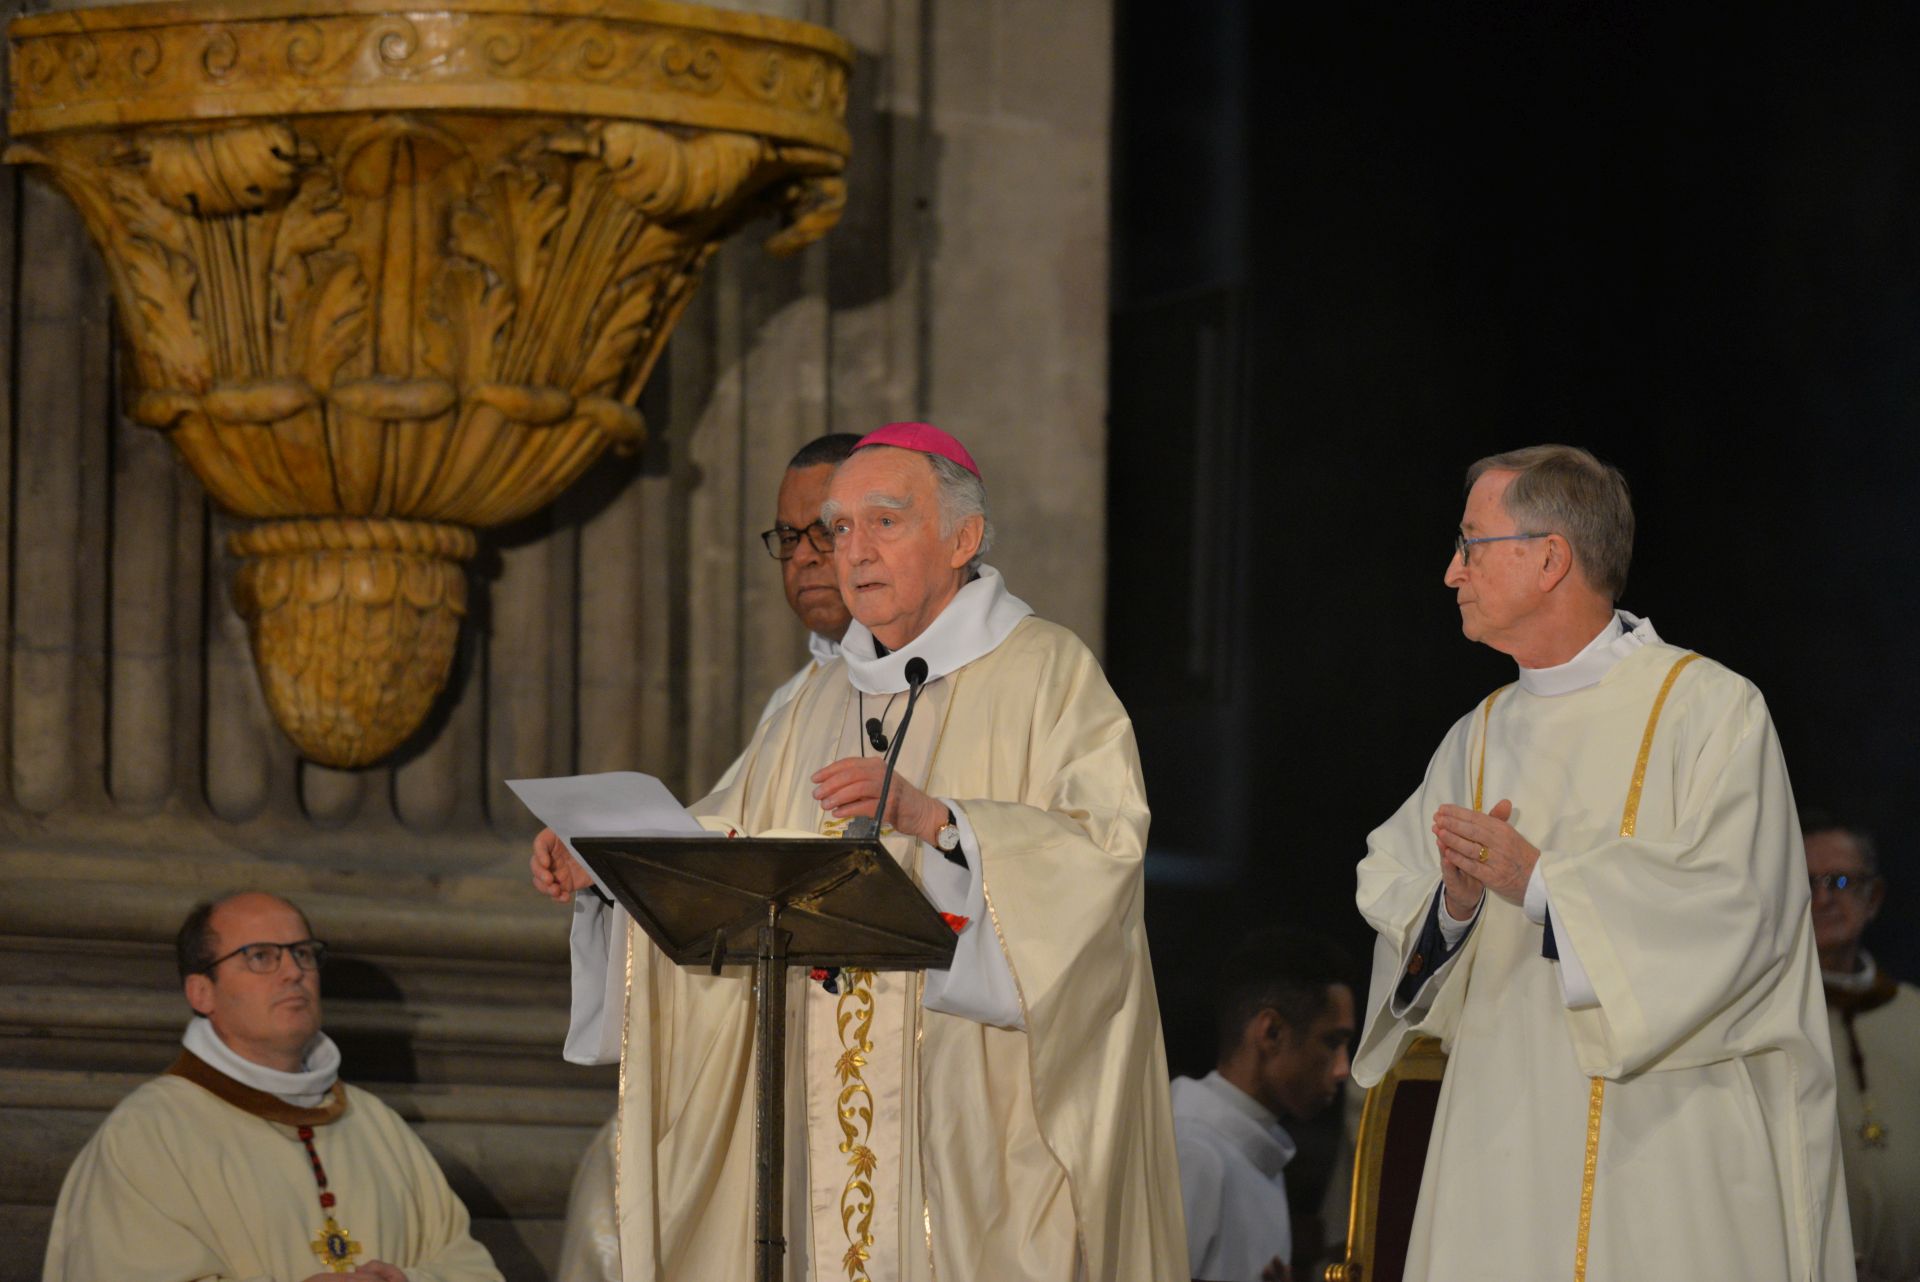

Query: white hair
<box><xmin>928</xmin><ymin>454</ymin><xmax>992</xmax><ymax>573</ymax></box>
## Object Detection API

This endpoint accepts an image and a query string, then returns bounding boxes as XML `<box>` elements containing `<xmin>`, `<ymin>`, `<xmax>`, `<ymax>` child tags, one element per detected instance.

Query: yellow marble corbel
<box><xmin>6</xmin><ymin>0</ymin><xmax>850</xmax><ymax>766</ymax></box>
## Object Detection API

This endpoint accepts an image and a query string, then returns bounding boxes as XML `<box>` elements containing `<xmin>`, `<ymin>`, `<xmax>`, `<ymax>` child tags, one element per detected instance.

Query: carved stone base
<box><xmin>232</xmin><ymin>518</ymin><xmax>474</xmax><ymax>766</ymax></box>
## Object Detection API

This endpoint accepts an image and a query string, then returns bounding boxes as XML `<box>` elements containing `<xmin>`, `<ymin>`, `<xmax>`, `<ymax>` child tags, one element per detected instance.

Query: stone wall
<box><xmin>0</xmin><ymin>1</ymin><xmax>1111</xmax><ymax>1278</ymax></box>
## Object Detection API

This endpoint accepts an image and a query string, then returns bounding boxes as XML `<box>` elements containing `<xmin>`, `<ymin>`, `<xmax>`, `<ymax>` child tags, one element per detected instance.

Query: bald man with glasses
<box><xmin>44</xmin><ymin>891</ymin><xmax>501</xmax><ymax>1282</ymax></box>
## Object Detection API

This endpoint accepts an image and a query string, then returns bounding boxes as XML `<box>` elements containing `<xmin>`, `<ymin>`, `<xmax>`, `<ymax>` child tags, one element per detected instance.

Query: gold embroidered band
<box><xmin>1573</xmin><ymin>651</ymin><xmax>1698</xmax><ymax>1282</ymax></box>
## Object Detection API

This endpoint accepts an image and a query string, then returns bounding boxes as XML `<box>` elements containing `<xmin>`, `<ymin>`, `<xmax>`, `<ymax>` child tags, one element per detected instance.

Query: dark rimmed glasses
<box><xmin>760</xmin><ymin>522</ymin><xmax>834</xmax><ymax>561</ymax></box>
<box><xmin>199</xmin><ymin>939</ymin><xmax>329</xmax><ymax>975</ymax></box>
<box><xmin>1454</xmin><ymin>531</ymin><xmax>1550</xmax><ymax>565</ymax></box>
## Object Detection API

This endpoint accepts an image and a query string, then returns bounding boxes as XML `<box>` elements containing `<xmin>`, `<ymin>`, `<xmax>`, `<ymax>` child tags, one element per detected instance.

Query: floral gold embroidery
<box><xmin>835</xmin><ymin>968</ymin><xmax>877</xmax><ymax>1281</ymax></box>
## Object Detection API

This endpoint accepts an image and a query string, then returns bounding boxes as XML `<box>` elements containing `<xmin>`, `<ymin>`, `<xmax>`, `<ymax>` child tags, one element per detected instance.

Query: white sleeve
<box><xmin>917</xmin><ymin>801</ymin><xmax>1025</xmax><ymax>1030</ymax></box>
<box><xmin>564</xmin><ymin>896</ymin><xmax>629</xmax><ymax>1065</ymax></box>
<box><xmin>1438</xmin><ymin>887</ymin><xmax>1478</xmax><ymax>947</ymax></box>
<box><xmin>1552</xmin><ymin>910</ymin><xmax>1600</xmax><ymax>1008</ymax></box>
<box><xmin>1525</xmin><ymin>864</ymin><xmax>1600</xmax><ymax>1009</ymax></box>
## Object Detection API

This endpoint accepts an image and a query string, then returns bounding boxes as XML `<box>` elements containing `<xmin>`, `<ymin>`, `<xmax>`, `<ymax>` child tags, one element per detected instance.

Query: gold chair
<box><xmin>1324</xmin><ymin>1036</ymin><xmax>1447</xmax><ymax>1282</ymax></box>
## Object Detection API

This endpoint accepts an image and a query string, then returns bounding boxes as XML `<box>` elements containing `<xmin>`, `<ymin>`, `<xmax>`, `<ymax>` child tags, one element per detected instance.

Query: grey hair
<box><xmin>1799</xmin><ymin>810</ymin><xmax>1880</xmax><ymax>876</ymax></box>
<box><xmin>1465</xmin><ymin>444</ymin><xmax>1634</xmax><ymax>601</ymax></box>
<box><xmin>928</xmin><ymin>453</ymin><xmax>993</xmax><ymax>573</ymax></box>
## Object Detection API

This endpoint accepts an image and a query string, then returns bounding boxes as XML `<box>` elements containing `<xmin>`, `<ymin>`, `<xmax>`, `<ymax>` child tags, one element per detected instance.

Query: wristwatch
<box><xmin>934</xmin><ymin>808</ymin><xmax>961</xmax><ymax>853</ymax></box>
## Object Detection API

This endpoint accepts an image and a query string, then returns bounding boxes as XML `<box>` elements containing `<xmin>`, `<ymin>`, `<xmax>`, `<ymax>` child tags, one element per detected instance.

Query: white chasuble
<box><xmin>1826</xmin><ymin>970</ymin><xmax>1920</xmax><ymax>1281</ymax></box>
<box><xmin>574</xmin><ymin>601</ymin><xmax>1186</xmax><ymax>1282</ymax></box>
<box><xmin>44</xmin><ymin>1054</ymin><xmax>501</xmax><ymax>1282</ymax></box>
<box><xmin>1353</xmin><ymin>641</ymin><xmax>1852</xmax><ymax>1282</ymax></box>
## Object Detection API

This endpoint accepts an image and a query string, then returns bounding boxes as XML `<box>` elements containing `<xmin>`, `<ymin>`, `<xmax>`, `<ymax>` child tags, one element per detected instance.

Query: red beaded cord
<box><xmin>296</xmin><ymin>1125</ymin><xmax>338</xmax><ymax>1215</ymax></box>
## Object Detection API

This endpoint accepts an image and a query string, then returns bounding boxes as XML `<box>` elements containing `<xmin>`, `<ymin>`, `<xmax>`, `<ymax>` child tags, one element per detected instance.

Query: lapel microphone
<box><xmin>865</xmin><ymin>718</ymin><xmax>889</xmax><ymax>752</ymax></box>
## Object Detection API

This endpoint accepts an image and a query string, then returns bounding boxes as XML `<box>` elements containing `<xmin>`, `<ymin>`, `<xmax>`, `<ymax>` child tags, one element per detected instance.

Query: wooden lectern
<box><xmin>573</xmin><ymin>833</ymin><xmax>960</xmax><ymax>1282</ymax></box>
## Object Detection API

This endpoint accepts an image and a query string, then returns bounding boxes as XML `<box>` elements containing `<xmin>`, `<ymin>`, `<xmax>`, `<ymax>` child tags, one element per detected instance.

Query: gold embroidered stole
<box><xmin>803</xmin><ymin>677</ymin><xmax>951</xmax><ymax>1281</ymax></box>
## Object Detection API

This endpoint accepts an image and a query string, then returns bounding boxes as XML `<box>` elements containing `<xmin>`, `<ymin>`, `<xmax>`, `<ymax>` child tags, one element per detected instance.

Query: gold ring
<box><xmin>1477</xmin><ymin>847</ymin><xmax>1490</xmax><ymax>863</ymax></box>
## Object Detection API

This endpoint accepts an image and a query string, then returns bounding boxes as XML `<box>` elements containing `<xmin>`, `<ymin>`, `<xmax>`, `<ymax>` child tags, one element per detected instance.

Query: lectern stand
<box><xmin>572</xmin><ymin>834</ymin><xmax>960</xmax><ymax>1282</ymax></box>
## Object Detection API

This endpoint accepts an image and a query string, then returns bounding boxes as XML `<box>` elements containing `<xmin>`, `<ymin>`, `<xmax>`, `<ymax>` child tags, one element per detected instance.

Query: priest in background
<box><xmin>532</xmin><ymin>423</ymin><xmax>1186</xmax><ymax>1281</ymax></box>
<box><xmin>1803</xmin><ymin>810</ymin><xmax>1919</xmax><ymax>1282</ymax></box>
<box><xmin>1351</xmin><ymin>445</ymin><xmax>1852</xmax><ymax>1281</ymax></box>
<box><xmin>716</xmin><ymin>430</ymin><xmax>862</xmax><ymax>785</ymax></box>
<box><xmin>43</xmin><ymin>892</ymin><xmax>501</xmax><ymax>1282</ymax></box>
<box><xmin>1173</xmin><ymin>930</ymin><xmax>1354</xmax><ymax>1282</ymax></box>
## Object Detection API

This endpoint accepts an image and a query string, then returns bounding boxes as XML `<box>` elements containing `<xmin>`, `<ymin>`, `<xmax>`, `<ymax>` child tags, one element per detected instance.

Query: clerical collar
<box><xmin>840</xmin><ymin>564</ymin><xmax>1034</xmax><ymax>694</ymax></box>
<box><xmin>808</xmin><ymin>631</ymin><xmax>840</xmax><ymax>666</ymax></box>
<box><xmin>1824</xmin><ymin>951</ymin><xmax>1879</xmax><ymax>995</ymax></box>
<box><xmin>1515</xmin><ymin>609</ymin><xmax>1660</xmax><ymax>697</ymax></box>
<box><xmin>182</xmin><ymin>1015</ymin><xmax>342</xmax><ymax>1109</ymax></box>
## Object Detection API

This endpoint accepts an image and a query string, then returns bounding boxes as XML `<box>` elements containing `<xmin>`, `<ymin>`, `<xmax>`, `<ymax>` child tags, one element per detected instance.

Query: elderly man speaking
<box><xmin>1351</xmin><ymin>445</ymin><xmax>1852</xmax><ymax>1282</ymax></box>
<box><xmin>532</xmin><ymin>423</ymin><xmax>1185</xmax><ymax>1281</ymax></box>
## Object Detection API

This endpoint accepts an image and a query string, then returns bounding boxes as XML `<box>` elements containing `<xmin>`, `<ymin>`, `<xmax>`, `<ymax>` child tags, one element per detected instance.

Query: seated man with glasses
<box><xmin>1803</xmin><ymin>810</ymin><xmax>1919</xmax><ymax>1282</ymax></box>
<box><xmin>43</xmin><ymin>891</ymin><xmax>502</xmax><ymax>1282</ymax></box>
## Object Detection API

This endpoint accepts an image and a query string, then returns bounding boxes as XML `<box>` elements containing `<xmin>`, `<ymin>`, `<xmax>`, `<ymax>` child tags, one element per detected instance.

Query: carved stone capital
<box><xmin>6</xmin><ymin>0</ymin><xmax>850</xmax><ymax>766</ymax></box>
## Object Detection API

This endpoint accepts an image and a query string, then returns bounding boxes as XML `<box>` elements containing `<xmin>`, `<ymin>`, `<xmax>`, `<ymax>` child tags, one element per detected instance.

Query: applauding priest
<box><xmin>532</xmin><ymin>423</ymin><xmax>1186</xmax><ymax>1281</ymax></box>
<box><xmin>1350</xmin><ymin>445</ymin><xmax>1851</xmax><ymax>1281</ymax></box>
<box><xmin>44</xmin><ymin>892</ymin><xmax>501</xmax><ymax>1282</ymax></box>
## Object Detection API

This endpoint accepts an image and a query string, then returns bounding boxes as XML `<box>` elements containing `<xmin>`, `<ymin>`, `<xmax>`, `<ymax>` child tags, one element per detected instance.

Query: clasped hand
<box><xmin>1432</xmin><ymin>799</ymin><xmax>1538</xmax><ymax>918</ymax></box>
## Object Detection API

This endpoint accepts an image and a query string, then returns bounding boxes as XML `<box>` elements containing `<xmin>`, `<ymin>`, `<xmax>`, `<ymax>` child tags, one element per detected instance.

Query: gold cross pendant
<box><xmin>311</xmin><ymin>1216</ymin><xmax>364</xmax><ymax>1273</ymax></box>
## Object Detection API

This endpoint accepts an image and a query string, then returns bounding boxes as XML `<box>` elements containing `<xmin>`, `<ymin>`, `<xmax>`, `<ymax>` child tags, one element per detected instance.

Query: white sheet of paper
<box><xmin>506</xmin><ymin>771</ymin><xmax>707</xmax><ymax>897</ymax></box>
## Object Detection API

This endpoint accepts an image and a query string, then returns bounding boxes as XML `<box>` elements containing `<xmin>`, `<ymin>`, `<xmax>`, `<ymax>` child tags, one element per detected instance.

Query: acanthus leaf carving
<box><xmin>269</xmin><ymin>175</ymin><xmax>366</xmax><ymax>388</ymax></box>
<box><xmin>592</xmin><ymin>121</ymin><xmax>772</xmax><ymax>220</ymax></box>
<box><xmin>8</xmin><ymin>2</ymin><xmax>850</xmax><ymax>768</ymax></box>
<box><xmin>145</xmin><ymin>124</ymin><xmax>302</xmax><ymax>216</ymax></box>
<box><xmin>103</xmin><ymin>164</ymin><xmax>212</xmax><ymax>395</ymax></box>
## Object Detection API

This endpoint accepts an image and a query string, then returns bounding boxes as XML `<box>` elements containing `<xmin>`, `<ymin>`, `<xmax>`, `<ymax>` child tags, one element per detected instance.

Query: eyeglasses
<box><xmin>1454</xmin><ymin>531</ymin><xmax>1550</xmax><ymax>565</ymax></box>
<box><xmin>200</xmin><ymin>939</ymin><xmax>329</xmax><ymax>975</ymax></box>
<box><xmin>1809</xmin><ymin>873</ymin><xmax>1878</xmax><ymax>896</ymax></box>
<box><xmin>759</xmin><ymin>522</ymin><xmax>833</xmax><ymax>561</ymax></box>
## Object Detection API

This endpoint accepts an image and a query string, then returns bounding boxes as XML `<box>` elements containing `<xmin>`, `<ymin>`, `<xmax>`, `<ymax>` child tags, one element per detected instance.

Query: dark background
<box><xmin>1110</xmin><ymin>3</ymin><xmax>1920</xmax><ymax>1082</ymax></box>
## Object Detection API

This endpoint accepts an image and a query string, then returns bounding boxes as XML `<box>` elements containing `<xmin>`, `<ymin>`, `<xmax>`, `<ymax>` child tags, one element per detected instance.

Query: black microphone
<box><xmin>848</xmin><ymin>657</ymin><xmax>929</xmax><ymax>842</ymax></box>
<box><xmin>865</xmin><ymin>717</ymin><xmax>889</xmax><ymax>752</ymax></box>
